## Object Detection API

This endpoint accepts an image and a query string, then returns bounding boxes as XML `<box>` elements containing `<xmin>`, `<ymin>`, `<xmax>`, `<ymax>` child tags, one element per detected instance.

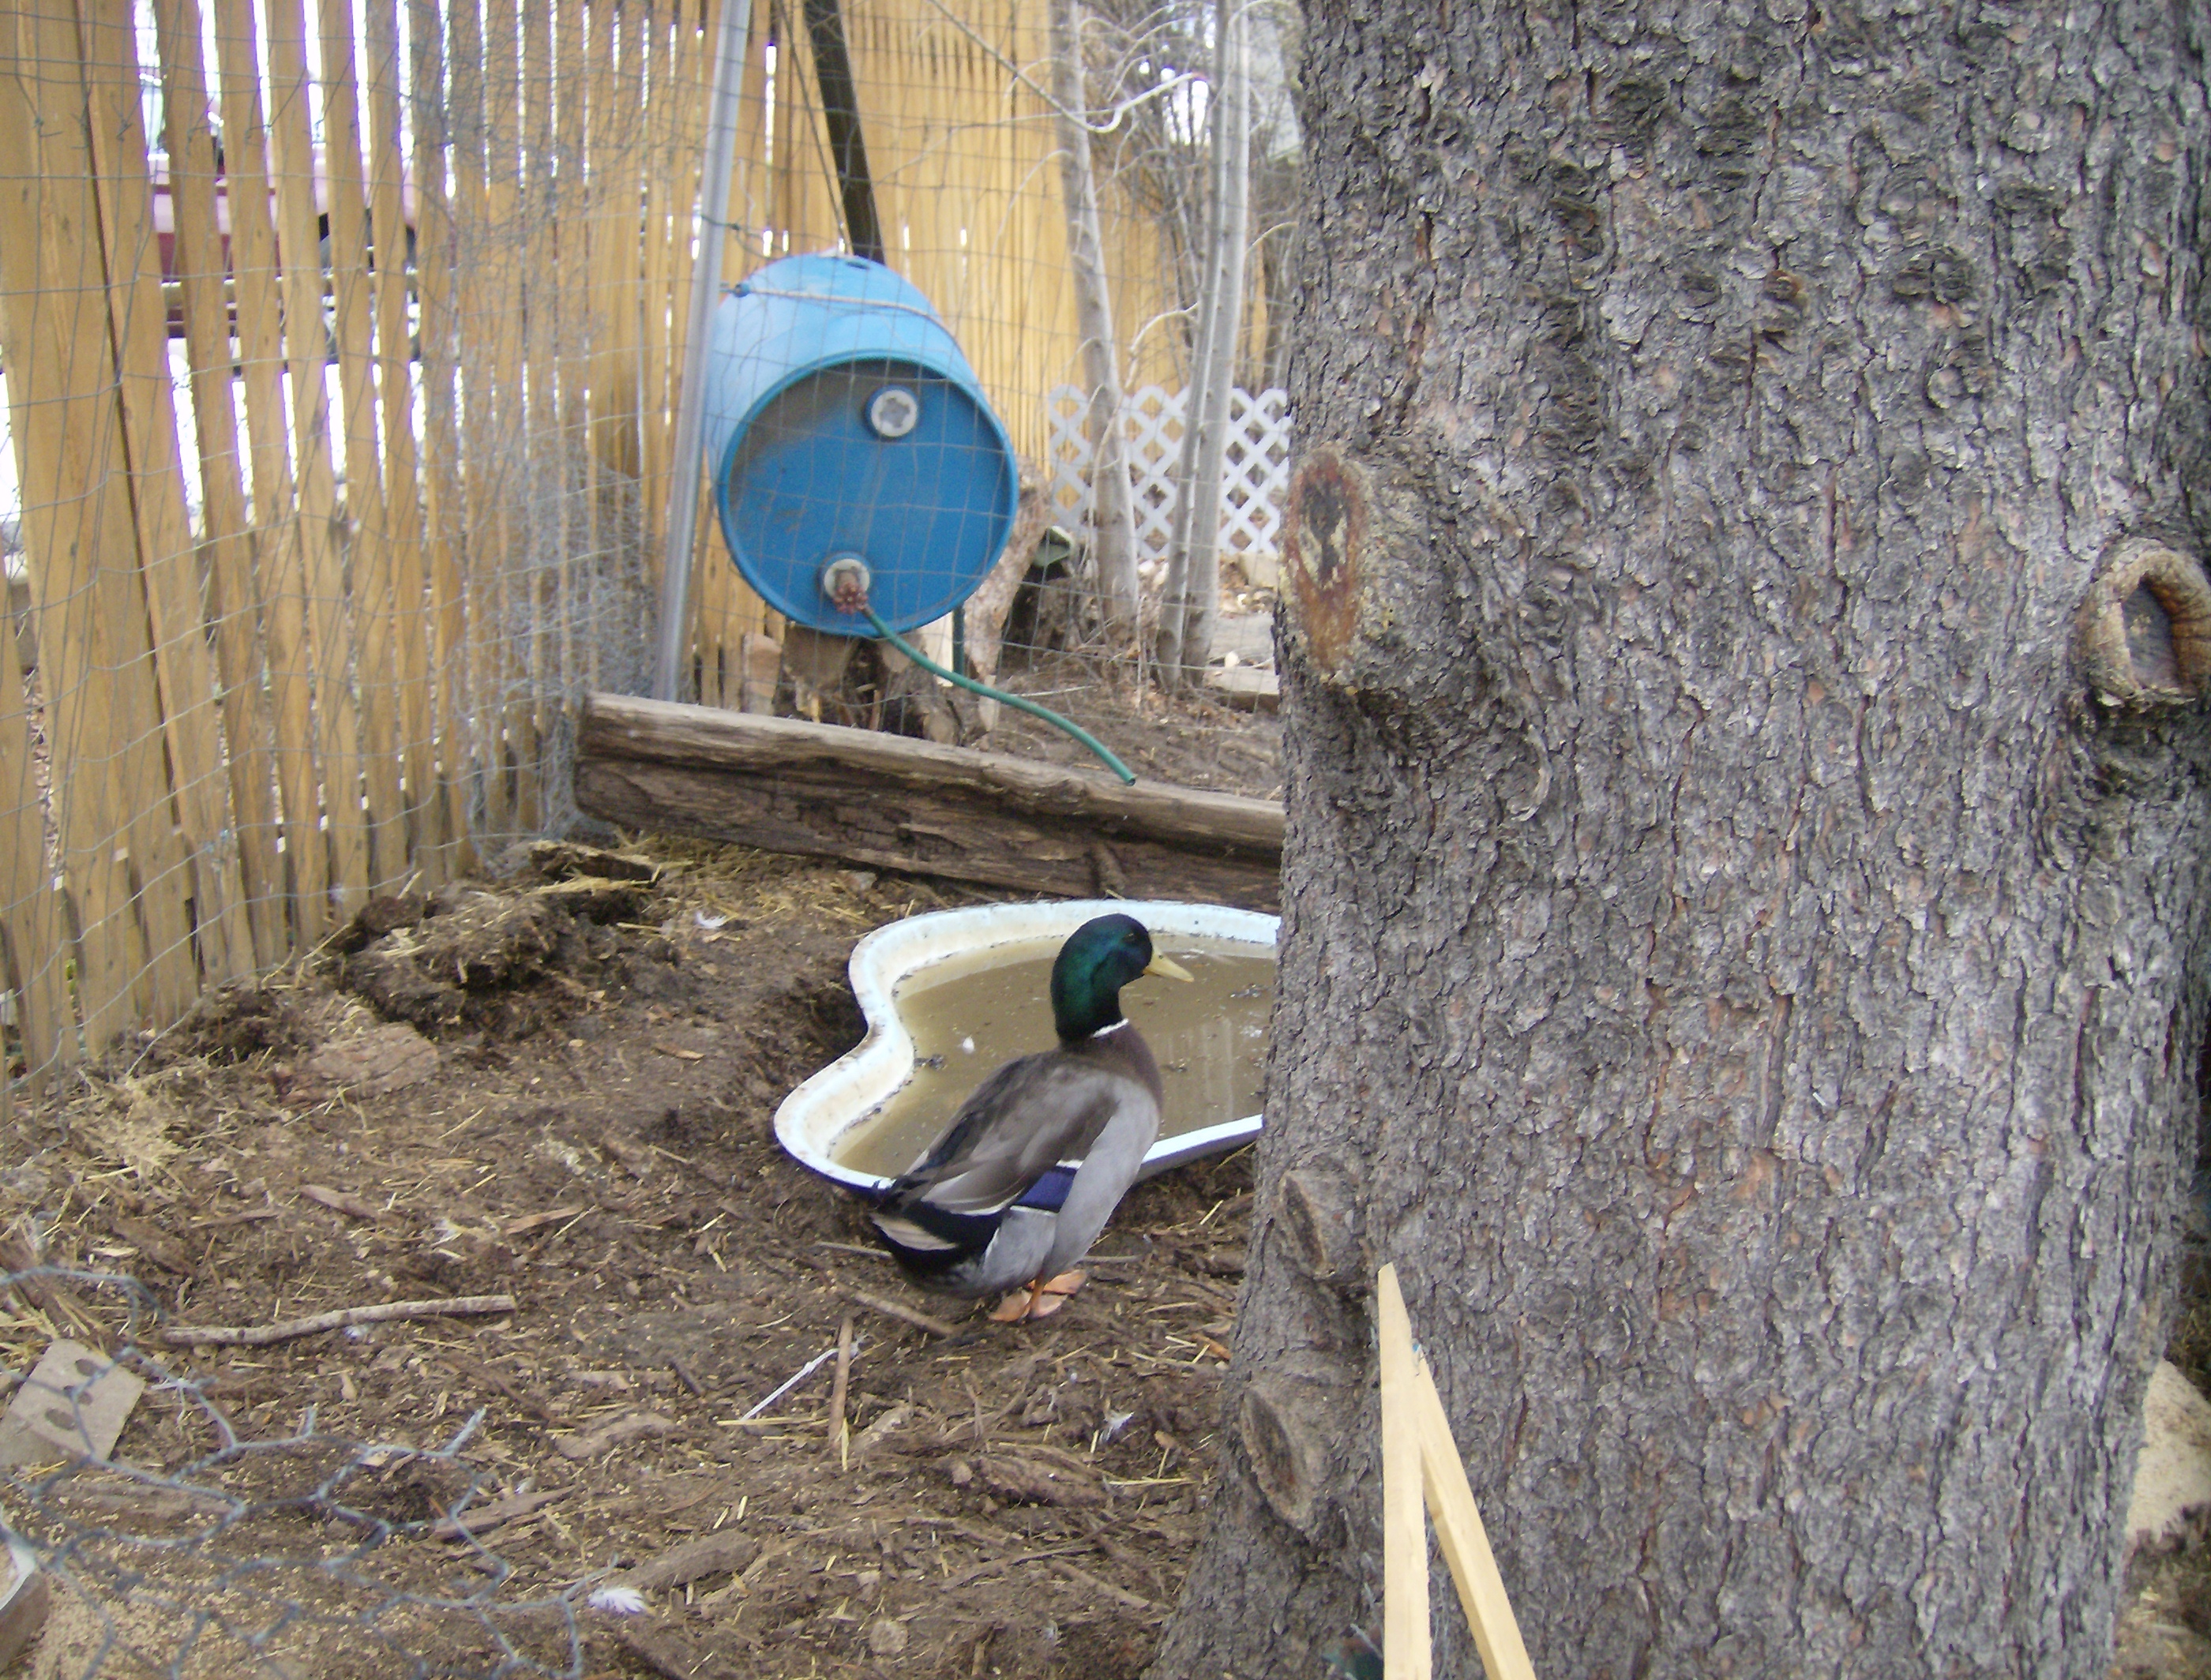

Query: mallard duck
<box><xmin>868</xmin><ymin>913</ymin><xmax>1192</xmax><ymax>1322</ymax></box>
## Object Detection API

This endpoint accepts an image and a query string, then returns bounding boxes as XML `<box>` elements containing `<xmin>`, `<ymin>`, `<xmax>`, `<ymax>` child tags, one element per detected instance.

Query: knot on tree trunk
<box><xmin>2077</xmin><ymin>538</ymin><xmax>2211</xmax><ymax>709</ymax></box>
<box><xmin>1282</xmin><ymin>444</ymin><xmax>1369</xmax><ymax>683</ymax></box>
<box><xmin>1237</xmin><ymin>1376</ymin><xmax>1338</xmax><ymax>1537</ymax></box>
<box><xmin>1278</xmin><ymin>1165</ymin><xmax>1364</xmax><ymax>1287</ymax></box>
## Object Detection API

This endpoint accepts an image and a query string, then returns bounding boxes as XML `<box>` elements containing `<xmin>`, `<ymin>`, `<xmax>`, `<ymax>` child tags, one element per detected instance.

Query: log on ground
<box><xmin>575</xmin><ymin>694</ymin><xmax>1282</xmax><ymax>911</ymax></box>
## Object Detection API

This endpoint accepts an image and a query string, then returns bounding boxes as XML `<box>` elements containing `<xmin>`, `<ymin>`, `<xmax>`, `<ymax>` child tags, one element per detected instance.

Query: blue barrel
<box><xmin>700</xmin><ymin>254</ymin><xmax>1020</xmax><ymax>636</ymax></box>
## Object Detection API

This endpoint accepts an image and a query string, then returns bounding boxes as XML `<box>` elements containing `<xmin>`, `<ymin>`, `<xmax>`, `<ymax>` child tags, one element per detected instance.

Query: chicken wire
<box><xmin>0</xmin><ymin>1264</ymin><xmax>598</xmax><ymax>1679</ymax></box>
<box><xmin>0</xmin><ymin>0</ymin><xmax>1294</xmax><ymax>1089</ymax></box>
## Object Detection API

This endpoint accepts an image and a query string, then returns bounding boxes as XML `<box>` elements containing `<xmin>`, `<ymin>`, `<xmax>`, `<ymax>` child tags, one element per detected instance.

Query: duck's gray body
<box><xmin>869</xmin><ymin>1021</ymin><xmax>1162</xmax><ymax>1297</ymax></box>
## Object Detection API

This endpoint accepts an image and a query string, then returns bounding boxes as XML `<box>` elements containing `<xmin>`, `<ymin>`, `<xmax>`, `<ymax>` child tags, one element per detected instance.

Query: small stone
<box><xmin>944</xmin><ymin>1457</ymin><xmax>973</xmax><ymax>1487</ymax></box>
<box><xmin>867</xmin><ymin>1618</ymin><xmax>910</xmax><ymax>1657</ymax></box>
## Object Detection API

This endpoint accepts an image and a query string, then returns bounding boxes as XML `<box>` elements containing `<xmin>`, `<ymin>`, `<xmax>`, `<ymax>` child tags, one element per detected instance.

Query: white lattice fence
<box><xmin>1046</xmin><ymin>384</ymin><xmax>1293</xmax><ymax>572</ymax></box>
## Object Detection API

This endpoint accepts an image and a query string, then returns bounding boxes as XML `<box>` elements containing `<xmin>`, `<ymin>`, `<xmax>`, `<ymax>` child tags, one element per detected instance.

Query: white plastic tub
<box><xmin>775</xmin><ymin>899</ymin><xmax>1278</xmax><ymax>1195</ymax></box>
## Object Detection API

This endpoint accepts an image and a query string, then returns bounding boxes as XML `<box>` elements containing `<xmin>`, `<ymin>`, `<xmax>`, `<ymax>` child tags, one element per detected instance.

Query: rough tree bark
<box><xmin>1151</xmin><ymin>2</ymin><xmax>2211</xmax><ymax>1678</ymax></box>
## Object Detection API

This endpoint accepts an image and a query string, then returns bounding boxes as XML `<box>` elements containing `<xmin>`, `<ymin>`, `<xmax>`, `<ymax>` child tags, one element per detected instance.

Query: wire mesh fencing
<box><xmin>0</xmin><ymin>1265</ymin><xmax>598</xmax><ymax>1679</ymax></box>
<box><xmin>0</xmin><ymin>0</ymin><xmax>1293</xmax><ymax>1089</ymax></box>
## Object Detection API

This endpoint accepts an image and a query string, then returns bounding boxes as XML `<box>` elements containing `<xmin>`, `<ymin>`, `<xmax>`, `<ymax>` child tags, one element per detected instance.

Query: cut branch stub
<box><xmin>1278</xmin><ymin>1164</ymin><xmax>1363</xmax><ymax>1286</ymax></box>
<box><xmin>1282</xmin><ymin>443</ymin><xmax>1368</xmax><ymax>681</ymax></box>
<box><xmin>1237</xmin><ymin>1376</ymin><xmax>1335</xmax><ymax>1536</ymax></box>
<box><xmin>2077</xmin><ymin>538</ymin><xmax>2211</xmax><ymax>707</ymax></box>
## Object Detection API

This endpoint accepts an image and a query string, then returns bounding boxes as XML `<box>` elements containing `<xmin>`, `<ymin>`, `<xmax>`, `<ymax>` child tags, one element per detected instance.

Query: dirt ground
<box><xmin>0</xmin><ymin>842</ymin><xmax>1253</xmax><ymax>1680</ymax></box>
<box><xmin>4</xmin><ymin>645</ymin><xmax>2211</xmax><ymax>1675</ymax></box>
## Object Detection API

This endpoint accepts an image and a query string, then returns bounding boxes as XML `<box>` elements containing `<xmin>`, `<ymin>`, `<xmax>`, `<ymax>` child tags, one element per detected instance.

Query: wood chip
<box><xmin>189</xmin><ymin>1208</ymin><xmax>281</xmax><ymax>1228</ymax></box>
<box><xmin>432</xmin><ymin>1487</ymin><xmax>566</xmax><ymax>1542</ymax></box>
<box><xmin>299</xmin><ymin>1184</ymin><xmax>382</xmax><ymax>1221</ymax></box>
<box><xmin>601</xmin><ymin>1135</ymin><xmax>654</xmax><ymax>1178</ymax></box>
<box><xmin>980</xmin><ymin>1456</ymin><xmax>1106</xmax><ymax>1509</ymax></box>
<box><xmin>104</xmin><ymin>1214</ymin><xmax>193</xmax><ymax>1276</ymax></box>
<box><xmin>437</xmin><ymin>1352</ymin><xmax>561</xmax><ymax>1423</ymax></box>
<box><xmin>0</xmin><ymin>1232</ymin><xmax>109</xmax><ymax>1348</ymax></box>
<box><xmin>553</xmin><ymin>1410</ymin><xmax>679</xmax><ymax>1461</ymax></box>
<box><xmin>504</xmin><ymin>1206</ymin><xmax>586</xmax><ymax>1237</ymax></box>
<box><xmin>0</xmin><ymin>1536</ymin><xmax>47</xmax><ymax>1673</ymax></box>
<box><xmin>843</xmin><ymin>1288</ymin><xmax>962</xmax><ymax>1339</ymax></box>
<box><xmin>653</xmin><ymin>1042</ymin><xmax>704</xmax><ymax>1062</ymax></box>
<box><xmin>613</xmin><ymin>1627</ymin><xmax>708</xmax><ymax>1680</ymax></box>
<box><xmin>610</xmin><ymin>1528</ymin><xmax>760</xmax><ymax>1592</ymax></box>
<box><xmin>1052</xmin><ymin>1557</ymin><xmax>1153</xmax><ymax>1610</ymax></box>
<box><xmin>826</xmin><ymin>1315</ymin><xmax>854</xmax><ymax>1460</ymax></box>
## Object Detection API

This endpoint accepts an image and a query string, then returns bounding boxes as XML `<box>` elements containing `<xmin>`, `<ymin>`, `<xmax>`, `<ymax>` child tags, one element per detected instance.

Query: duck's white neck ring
<box><xmin>1087</xmin><ymin>1018</ymin><xmax>1131</xmax><ymax>1040</ymax></box>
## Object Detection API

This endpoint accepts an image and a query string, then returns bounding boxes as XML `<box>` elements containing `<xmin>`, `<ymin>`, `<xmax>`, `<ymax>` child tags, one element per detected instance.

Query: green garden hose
<box><xmin>861</xmin><ymin>604</ymin><xmax>1136</xmax><ymax>786</ymax></box>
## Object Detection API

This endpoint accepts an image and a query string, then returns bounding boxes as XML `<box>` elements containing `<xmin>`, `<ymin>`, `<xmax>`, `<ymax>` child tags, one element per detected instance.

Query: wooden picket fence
<box><xmin>0</xmin><ymin>0</ymin><xmax>1202</xmax><ymax>1082</ymax></box>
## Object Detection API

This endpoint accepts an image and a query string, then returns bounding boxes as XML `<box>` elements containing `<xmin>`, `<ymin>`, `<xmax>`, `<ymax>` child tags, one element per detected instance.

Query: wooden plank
<box><xmin>409</xmin><ymin>0</ymin><xmax>474</xmax><ymax>879</ymax></box>
<box><xmin>482</xmin><ymin>0</ymin><xmax>535</xmax><ymax>831</ymax></box>
<box><xmin>1</xmin><ymin>2</ymin><xmax>169</xmax><ymax>1047</ymax></box>
<box><xmin>638</xmin><ymin>1</ymin><xmax>674</xmax><ymax>561</ymax></box>
<box><xmin>58</xmin><ymin>6</ymin><xmax>206</xmax><ymax>1033</ymax></box>
<box><xmin>0</xmin><ymin>96</ymin><xmax>72</xmax><ymax>1068</ymax></box>
<box><xmin>79</xmin><ymin>0</ymin><xmax>251</xmax><ymax>989</ymax></box>
<box><xmin>586</xmin><ymin>0</ymin><xmax>621</xmax><ymax>481</ymax></box>
<box><xmin>1410</xmin><ymin>1350</ymin><xmax>1539</xmax><ymax>1680</ymax></box>
<box><xmin>211</xmin><ymin>0</ymin><xmax>327</xmax><ymax>943</ymax></box>
<box><xmin>266</xmin><ymin>0</ymin><xmax>372</xmax><ymax>920</ymax></box>
<box><xmin>149</xmin><ymin>0</ymin><xmax>287</xmax><ymax>971</ymax></box>
<box><xmin>1376</xmin><ymin>1264</ymin><xmax>1432</xmax><ymax>1680</ymax></box>
<box><xmin>362</xmin><ymin>0</ymin><xmax>434</xmax><ymax>876</ymax></box>
<box><xmin>572</xmin><ymin>695</ymin><xmax>1279</xmax><ymax>908</ymax></box>
<box><xmin>447</xmin><ymin>0</ymin><xmax>501</xmax><ymax>837</ymax></box>
<box><xmin>0</xmin><ymin>649</ymin><xmax>69</xmax><ymax>1075</ymax></box>
<box><xmin>521</xmin><ymin>0</ymin><xmax>557</xmax><ymax>820</ymax></box>
<box><xmin>317</xmin><ymin>0</ymin><xmax>405</xmax><ymax>888</ymax></box>
<box><xmin>554</xmin><ymin>0</ymin><xmax>589</xmax><ymax>702</ymax></box>
<box><xmin>588</xmin><ymin>0</ymin><xmax>642</xmax><ymax>490</ymax></box>
<box><xmin>51</xmin><ymin>2</ymin><xmax>204</xmax><ymax>1028</ymax></box>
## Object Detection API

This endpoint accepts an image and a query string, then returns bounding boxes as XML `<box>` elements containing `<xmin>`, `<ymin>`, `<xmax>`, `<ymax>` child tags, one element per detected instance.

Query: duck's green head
<box><xmin>1049</xmin><ymin>913</ymin><xmax>1192</xmax><ymax>1041</ymax></box>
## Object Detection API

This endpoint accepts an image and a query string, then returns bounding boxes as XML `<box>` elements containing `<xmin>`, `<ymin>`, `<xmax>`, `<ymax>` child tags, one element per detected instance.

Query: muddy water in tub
<box><xmin>829</xmin><ymin>936</ymin><xmax>1275</xmax><ymax>1179</ymax></box>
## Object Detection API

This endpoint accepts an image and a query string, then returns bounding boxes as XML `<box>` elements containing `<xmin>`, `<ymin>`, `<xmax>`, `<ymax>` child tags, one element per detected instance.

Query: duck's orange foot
<box><xmin>1025</xmin><ymin>1269</ymin><xmax>1088</xmax><ymax>1320</ymax></box>
<box><xmin>987</xmin><ymin>1269</ymin><xmax>1087</xmax><ymax>1323</ymax></box>
<box><xmin>989</xmin><ymin>1282</ymin><xmax>1044</xmax><ymax>1323</ymax></box>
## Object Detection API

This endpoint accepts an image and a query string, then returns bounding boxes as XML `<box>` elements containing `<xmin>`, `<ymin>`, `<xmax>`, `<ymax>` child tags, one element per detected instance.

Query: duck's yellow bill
<box><xmin>1145</xmin><ymin>953</ymin><xmax>1195</xmax><ymax>982</ymax></box>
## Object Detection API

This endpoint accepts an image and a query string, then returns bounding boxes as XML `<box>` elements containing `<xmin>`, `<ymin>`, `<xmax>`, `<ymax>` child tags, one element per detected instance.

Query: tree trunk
<box><xmin>1047</xmin><ymin>0</ymin><xmax>1141</xmax><ymax>639</ymax></box>
<box><xmin>1151</xmin><ymin>2</ymin><xmax>2211</xmax><ymax>1677</ymax></box>
<box><xmin>1156</xmin><ymin>0</ymin><xmax>1249</xmax><ymax>684</ymax></box>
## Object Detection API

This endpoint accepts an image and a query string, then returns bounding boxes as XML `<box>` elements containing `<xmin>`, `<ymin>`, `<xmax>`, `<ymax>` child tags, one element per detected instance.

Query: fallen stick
<box><xmin>554</xmin><ymin>1411</ymin><xmax>678</xmax><ymax>1461</ymax></box>
<box><xmin>438</xmin><ymin>1351</ymin><xmax>561</xmax><ymax>1423</ymax></box>
<box><xmin>161</xmin><ymin>1294</ymin><xmax>517</xmax><ymax>1348</ymax></box>
<box><xmin>1052</xmin><ymin>1557</ymin><xmax>1154</xmax><ymax>1611</ymax></box>
<box><xmin>940</xmin><ymin>1543</ymin><xmax>1090</xmax><ymax>1592</ymax></box>
<box><xmin>843</xmin><ymin>1288</ymin><xmax>961</xmax><ymax>1339</ymax></box>
<box><xmin>431</xmin><ymin>1487</ymin><xmax>566</xmax><ymax>1542</ymax></box>
<box><xmin>826</xmin><ymin>1316</ymin><xmax>855</xmax><ymax>1462</ymax></box>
